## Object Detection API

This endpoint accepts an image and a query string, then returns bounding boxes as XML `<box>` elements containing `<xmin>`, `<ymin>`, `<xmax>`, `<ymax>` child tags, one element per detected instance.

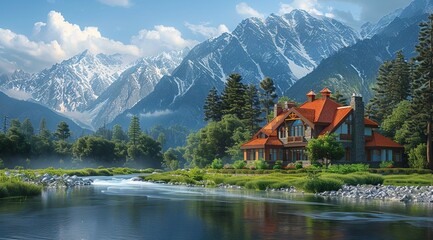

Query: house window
<box><xmin>365</xmin><ymin>127</ymin><xmax>372</xmax><ymax>136</ymax></box>
<box><xmin>249</xmin><ymin>149</ymin><xmax>256</xmax><ymax>160</ymax></box>
<box><xmin>279</xmin><ymin>126</ymin><xmax>286</xmax><ymax>139</ymax></box>
<box><xmin>269</xmin><ymin>149</ymin><xmax>278</xmax><ymax>161</ymax></box>
<box><xmin>372</xmin><ymin>149</ymin><xmax>381</xmax><ymax>161</ymax></box>
<box><xmin>290</xmin><ymin>120</ymin><xmax>304</xmax><ymax>137</ymax></box>
<box><xmin>290</xmin><ymin>148</ymin><xmax>307</xmax><ymax>161</ymax></box>
<box><xmin>258</xmin><ymin>149</ymin><xmax>264</xmax><ymax>160</ymax></box>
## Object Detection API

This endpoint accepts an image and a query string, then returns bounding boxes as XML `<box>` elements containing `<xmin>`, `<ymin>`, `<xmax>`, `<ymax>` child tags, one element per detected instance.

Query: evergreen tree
<box><xmin>55</xmin><ymin>121</ymin><xmax>71</xmax><ymax>141</ymax></box>
<box><xmin>367</xmin><ymin>51</ymin><xmax>411</xmax><ymax>123</ymax></box>
<box><xmin>243</xmin><ymin>84</ymin><xmax>262</xmax><ymax>133</ymax></box>
<box><xmin>331</xmin><ymin>90</ymin><xmax>348</xmax><ymax>105</ymax></box>
<box><xmin>128</xmin><ymin>116</ymin><xmax>141</xmax><ymax>146</ymax></box>
<box><xmin>221</xmin><ymin>73</ymin><xmax>246</xmax><ymax>119</ymax></box>
<box><xmin>203</xmin><ymin>87</ymin><xmax>222</xmax><ymax>122</ymax></box>
<box><xmin>39</xmin><ymin>118</ymin><xmax>51</xmax><ymax>140</ymax></box>
<box><xmin>412</xmin><ymin>14</ymin><xmax>433</xmax><ymax>169</ymax></box>
<box><xmin>259</xmin><ymin>77</ymin><xmax>277</xmax><ymax>122</ymax></box>
<box><xmin>112</xmin><ymin>124</ymin><xmax>127</xmax><ymax>142</ymax></box>
<box><xmin>21</xmin><ymin>118</ymin><xmax>34</xmax><ymax>143</ymax></box>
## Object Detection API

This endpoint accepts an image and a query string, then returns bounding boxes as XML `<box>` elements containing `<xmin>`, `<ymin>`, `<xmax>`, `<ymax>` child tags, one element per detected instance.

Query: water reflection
<box><xmin>0</xmin><ymin>176</ymin><xmax>432</xmax><ymax>240</ymax></box>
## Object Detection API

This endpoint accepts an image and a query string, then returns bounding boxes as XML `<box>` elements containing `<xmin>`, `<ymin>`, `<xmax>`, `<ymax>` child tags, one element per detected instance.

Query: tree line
<box><xmin>0</xmin><ymin>117</ymin><xmax>164</xmax><ymax>169</ymax></box>
<box><xmin>367</xmin><ymin>14</ymin><xmax>433</xmax><ymax>170</ymax></box>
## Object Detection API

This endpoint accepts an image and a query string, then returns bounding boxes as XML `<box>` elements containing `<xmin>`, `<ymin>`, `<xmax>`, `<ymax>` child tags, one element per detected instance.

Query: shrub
<box><xmin>295</xmin><ymin>161</ymin><xmax>303</xmax><ymax>169</ymax></box>
<box><xmin>210</xmin><ymin>159</ymin><xmax>224</xmax><ymax>169</ymax></box>
<box><xmin>254</xmin><ymin>160</ymin><xmax>269</xmax><ymax>170</ymax></box>
<box><xmin>273</xmin><ymin>160</ymin><xmax>283</xmax><ymax>170</ymax></box>
<box><xmin>233</xmin><ymin>160</ymin><xmax>246</xmax><ymax>169</ymax></box>
<box><xmin>327</xmin><ymin>164</ymin><xmax>369</xmax><ymax>174</ymax></box>
<box><xmin>379</xmin><ymin>160</ymin><xmax>394</xmax><ymax>168</ymax></box>
<box><xmin>408</xmin><ymin>144</ymin><xmax>427</xmax><ymax>169</ymax></box>
<box><xmin>303</xmin><ymin>177</ymin><xmax>343</xmax><ymax>193</ymax></box>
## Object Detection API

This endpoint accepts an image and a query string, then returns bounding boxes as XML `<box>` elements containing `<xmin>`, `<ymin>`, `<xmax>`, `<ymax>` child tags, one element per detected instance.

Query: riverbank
<box><xmin>142</xmin><ymin>169</ymin><xmax>433</xmax><ymax>203</ymax></box>
<box><xmin>0</xmin><ymin>167</ymin><xmax>161</xmax><ymax>198</ymax></box>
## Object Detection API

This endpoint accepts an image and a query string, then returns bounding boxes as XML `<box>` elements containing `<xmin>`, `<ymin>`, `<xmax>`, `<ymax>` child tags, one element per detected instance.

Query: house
<box><xmin>240</xmin><ymin>88</ymin><xmax>404</xmax><ymax>165</ymax></box>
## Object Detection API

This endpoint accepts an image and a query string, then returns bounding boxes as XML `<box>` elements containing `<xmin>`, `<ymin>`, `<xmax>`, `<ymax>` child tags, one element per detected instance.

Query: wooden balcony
<box><xmin>287</xmin><ymin>136</ymin><xmax>304</xmax><ymax>142</ymax></box>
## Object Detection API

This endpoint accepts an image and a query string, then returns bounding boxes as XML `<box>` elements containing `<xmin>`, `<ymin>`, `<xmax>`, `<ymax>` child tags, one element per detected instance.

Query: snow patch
<box><xmin>288</xmin><ymin>60</ymin><xmax>311</xmax><ymax>79</ymax></box>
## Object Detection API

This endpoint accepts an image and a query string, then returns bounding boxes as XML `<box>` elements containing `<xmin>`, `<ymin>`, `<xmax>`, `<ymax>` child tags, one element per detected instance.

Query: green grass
<box><xmin>0</xmin><ymin>174</ymin><xmax>42</xmax><ymax>198</ymax></box>
<box><xmin>383</xmin><ymin>174</ymin><xmax>433</xmax><ymax>186</ymax></box>
<box><xmin>142</xmin><ymin>170</ymin><xmax>387</xmax><ymax>193</ymax></box>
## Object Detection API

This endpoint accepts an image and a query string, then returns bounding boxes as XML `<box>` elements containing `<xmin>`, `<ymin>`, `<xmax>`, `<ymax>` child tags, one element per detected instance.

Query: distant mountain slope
<box><xmin>0</xmin><ymin>92</ymin><xmax>88</xmax><ymax>136</ymax></box>
<box><xmin>0</xmin><ymin>50</ymin><xmax>129</xmax><ymax>112</ymax></box>
<box><xmin>111</xmin><ymin>10</ymin><xmax>359</xmax><ymax>130</ymax></box>
<box><xmin>286</xmin><ymin>0</ymin><xmax>432</xmax><ymax>103</ymax></box>
<box><xmin>87</xmin><ymin>49</ymin><xmax>187</xmax><ymax>128</ymax></box>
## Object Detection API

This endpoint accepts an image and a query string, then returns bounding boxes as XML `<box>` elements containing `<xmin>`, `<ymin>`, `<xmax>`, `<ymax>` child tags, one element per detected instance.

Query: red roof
<box><xmin>320</xmin><ymin>107</ymin><xmax>352</xmax><ymax>135</ymax></box>
<box><xmin>364</xmin><ymin>118</ymin><xmax>379</xmax><ymax>127</ymax></box>
<box><xmin>366</xmin><ymin>132</ymin><xmax>403</xmax><ymax>148</ymax></box>
<box><xmin>299</xmin><ymin>98</ymin><xmax>342</xmax><ymax>124</ymax></box>
<box><xmin>241</xmin><ymin>136</ymin><xmax>283</xmax><ymax>149</ymax></box>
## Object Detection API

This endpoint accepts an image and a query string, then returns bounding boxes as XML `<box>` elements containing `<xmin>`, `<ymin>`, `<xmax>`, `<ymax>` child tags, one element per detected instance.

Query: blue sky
<box><xmin>0</xmin><ymin>0</ymin><xmax>412</xmax><ymax>73</ymax></box>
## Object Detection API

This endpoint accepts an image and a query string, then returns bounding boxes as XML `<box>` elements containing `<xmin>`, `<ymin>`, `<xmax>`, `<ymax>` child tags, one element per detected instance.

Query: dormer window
<box><xmin>290</xmin><ymin>119</ymin><xmax>304</xmax><ymax>137</ymax></box>
<box><xmin>279</xmin><ymin>126</ymin><xmax>286</xmax><ymax>139</ymax></box>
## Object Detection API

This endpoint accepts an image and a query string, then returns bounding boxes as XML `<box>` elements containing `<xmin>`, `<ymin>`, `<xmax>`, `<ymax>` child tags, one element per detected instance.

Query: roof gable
<box><xmin>320</xmin><ymin>107</ymin><xmax>353</xmax><ymax>135</ymax></box>
<box><xmin>366</xmin><ymin>132</ymin><xmax>404</xmax><ymax>148</ymax></box>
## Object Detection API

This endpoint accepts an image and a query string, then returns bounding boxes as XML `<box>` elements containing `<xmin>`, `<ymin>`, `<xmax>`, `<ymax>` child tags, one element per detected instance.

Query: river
<box><xmin>0</xmin><ymin>175</ymin><xmax>432</xmax><ymax>240</ymax></box>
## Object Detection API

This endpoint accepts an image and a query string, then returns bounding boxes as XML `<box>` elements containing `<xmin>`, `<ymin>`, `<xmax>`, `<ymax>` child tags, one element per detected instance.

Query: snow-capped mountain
<box><xmin>287</xmin><ymin>0</ymin><xmax>433</xmax><ymax>103</ymax></box>
<box><xmin>87</xmin><ymin>49</ymin><xmax>188</xmax><ymax>128</ymax></box>
<box><xmin>0</xmin><ymin>50</ymin><xmax>130</xmax><ymax>112</ymax></box>
<box><xmin>361</xmin><ymin>8</ymin><xmax>403</xmax><ymax>39</ymax></box>
<box><xmin>112</xmin><ymin>10</ymin><xmax>359</xmax><ymax>129</ymax></box>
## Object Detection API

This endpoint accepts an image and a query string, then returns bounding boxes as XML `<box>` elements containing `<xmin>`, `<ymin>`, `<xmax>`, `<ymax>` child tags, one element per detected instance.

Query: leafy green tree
<box><xmin>7</xmin><ymin>119</ymin><xmax>30</xmax><ymax>156</ymax></box>
<box><xmin>204</xmin><ymin>87</ymin><xmax>222</xmax><ymax>122</ymax></box>
<box><xmin>183</xmin><ymin>115</ymin><xmax>248</xmax><ymax>168</ymax></box>
<box><xmin>408</xmin><ymin>143</ymin><xmax>427</xmax><ymax>169</ymax></box>
<box><xmin>221</xmin><ymin>73</ymin><xmax>246</xmax><ymax>119</ymax></box>
<box><xmin>242</xmin><ymin>84</ymin><xmax>262</xmax><ymax>133</ymax></box>
<box><xmin>55</xmin><ymin>121</ymin><xmax>71</xmax><ymax>141</ymax></box>
<box><xmin>127</xmin><ymin>133</ymin><xmax>162</xmax><ymax>168</ymax></box>
<box><xmin>225</xmin><ymin>127</ymin><xmax>252</xmax><ymax>160</ymax></box>
<box><xmin>112</xmin><ymin>124</ymin><xmax>127</xmax><ymax>142</ymax></box>
<box><xmin>162</xmin><ymin>148</ymin><xmax>183</xmax><ymax>170</ymax></box>
<box><xmin>72</xmin><ymin>136</ymin><xmax>116</xmax><ymax>164</ymax></box>
<box><xmin>128</xmin><ymin>116</ymin><xmax>141</xmax><ymax>146</ymax></box>
<box><xmin>210</xmin><ymin>158</ymin><xmax>223</xmax><ymax>169</ymax></box>
<box><xmin>157</xmin><ymin>133</ymin><xmax>166</xmax><ymax>150</ymax></box>
<box><xmin>259</xmin><ymin>77</ymin><xmax>277</xmax><ymax>122</ymax></box>
<box><xmin>305</xmin><ymin>133</ymin><xmax>344</xmax><ymax>168</ymax></box>
<box><xmin>412</xmin><ymin>14</ymin><xmax>433</xmax><ymax>169</ymax></box>
<box><xmin>95</xmin><ymin>125</ymin><xmax>112</xmax><ymax>140</ymax></box>
<box><xmin>381</xmin><ymin>100</ymin><xmax>411</xmax><ymax>138</ymax></box>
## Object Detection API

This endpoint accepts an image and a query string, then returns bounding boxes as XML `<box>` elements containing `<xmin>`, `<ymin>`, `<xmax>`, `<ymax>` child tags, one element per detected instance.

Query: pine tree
<box><xmin>331</xmin><ymin>90</ymin><xmax>348</xmax><ymax>105</ymax></box>
<box><xmin>221</xmin><ymin>73</ymin><xmax>246</xmax><ymax>119</ymax></box>
<box><xmin>243</xmin><ymin>84</ymin><xmax>262</xmax><ymax>133</ymax></box>
<box><xmin>39</xmin><ymin>118</ymin><xmax>51</xmax><ymax>140</ymax></box>
<box><xmin>21</xmin><ymin>118</ymin><xmax>34</xmax><ymax>143</ymax></box>
<box><xmin>259</xmin><ymin>77</ymin><xmax>277</xmax><ymax>122</ymax></box>
<box><xmin>54</xmin><ymin>121</ymin><xmax>71</xmax><ymax>141</ymax></box>
<box><xmin>412</xmin><ymin>14</ymin><xmax>433</xmax><ymax>169</ymax></box>
<box><xmin>367</xmin><ymin>51</ymin><xmax>411</xmax><ymax>123</ymax></box>
<box><xmin>128</xmin><ymin>115</ymin><xmax>141</xmax><ymax>146</ymax></box>
<box><xmin>112</xmin><ymin>124</ymin><xmax>127</xmax><ymax>142</ymax></box>
<box><xmin>203</xmin><ymin>87</ymin><xmax>222</xmax><ymax>122</ymax></box>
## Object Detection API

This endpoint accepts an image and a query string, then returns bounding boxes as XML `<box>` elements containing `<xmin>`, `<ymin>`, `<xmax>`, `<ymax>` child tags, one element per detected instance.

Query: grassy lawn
<box><xmin>142</xmin><ymin>169</ymin><xmax>386</xmax><ymax>193</ymax></box>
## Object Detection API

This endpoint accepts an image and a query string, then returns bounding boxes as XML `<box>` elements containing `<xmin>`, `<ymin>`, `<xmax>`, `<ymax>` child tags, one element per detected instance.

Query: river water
<box><xmin>0</xmin><ymin>175</ymin><xmax>432</xmax><ymax>240</ymax></box>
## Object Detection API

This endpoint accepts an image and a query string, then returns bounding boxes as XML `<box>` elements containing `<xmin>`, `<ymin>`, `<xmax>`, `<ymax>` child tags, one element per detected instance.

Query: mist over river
<box><xmin>0</xmin><ymin>175</ymin><xmax>432</xmax><ymax>240</ymax></box>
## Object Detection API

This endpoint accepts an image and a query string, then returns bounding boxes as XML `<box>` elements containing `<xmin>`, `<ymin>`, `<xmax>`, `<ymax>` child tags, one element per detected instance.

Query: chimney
<box><xmin>284</xmin><ymin>101</ymin><xmax>297</xmax><ymax>109</ymax></box>
<box><xmin>350</xmin><ymin>94</ymin><xmax>365</xmax><ymax>162</ymax></box>
<box><xmin>320</xmin><ymin>87</ymin><xmax>332</xmax><ymax>99</ymax></box>
<box><xmin>306</xmin><ymin>90</ymin><xmax>316</xmax><ymax>102</ymax></box>
<box><xmin>274</xmin><ymin>103</ymin><xmax>283</xmax><ymax>118</ymax></box>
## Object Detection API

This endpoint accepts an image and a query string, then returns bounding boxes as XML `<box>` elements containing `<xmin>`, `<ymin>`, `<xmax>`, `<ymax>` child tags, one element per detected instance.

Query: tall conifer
<box><xmin>203</xmin><ymin>87</ymin><xmax>222</xmax><ymax>122</ymax></box>
<box><xmin>259</xmin><ymin>77</ymin><xmax>277</xmax><ymax>122</ymax></box>
<box><xmin>221</xmin><ymin>73</ymin><xmax>246</xmax><ymax>119</ymax></box>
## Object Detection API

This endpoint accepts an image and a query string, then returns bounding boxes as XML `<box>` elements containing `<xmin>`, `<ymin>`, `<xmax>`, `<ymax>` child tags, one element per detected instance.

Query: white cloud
<box><xmin>279</xmin><ymin>0</ymin><xmax>331</xmax><ymax>17</ymax></box>
<box><xmin>97</xmin><ymin>0</ymin><xmax>131</xmax><ymax>7</ymax></box>
<box><xmin>139</xmin><ymin>109</ymin><xmax>173</xmax><ymax>118</ymax></box>
<box><xmin>131</xmin><ymin>25</ymin><xmax>198</xmax><ymax>57</ymax></box>
<box><xmin>185</xmin><ymin>22</ymin><xmax>229</xmax><ymax>39</ymax></box>
<box><xmin>0</xmin><ymin>11</ymin><xmax>139</xmax><ymax>73</ymax></box>
<box><xmin>236</xmin><ymin>2</ymin><xmax>265</xmax><ymax>19</ymax></box>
